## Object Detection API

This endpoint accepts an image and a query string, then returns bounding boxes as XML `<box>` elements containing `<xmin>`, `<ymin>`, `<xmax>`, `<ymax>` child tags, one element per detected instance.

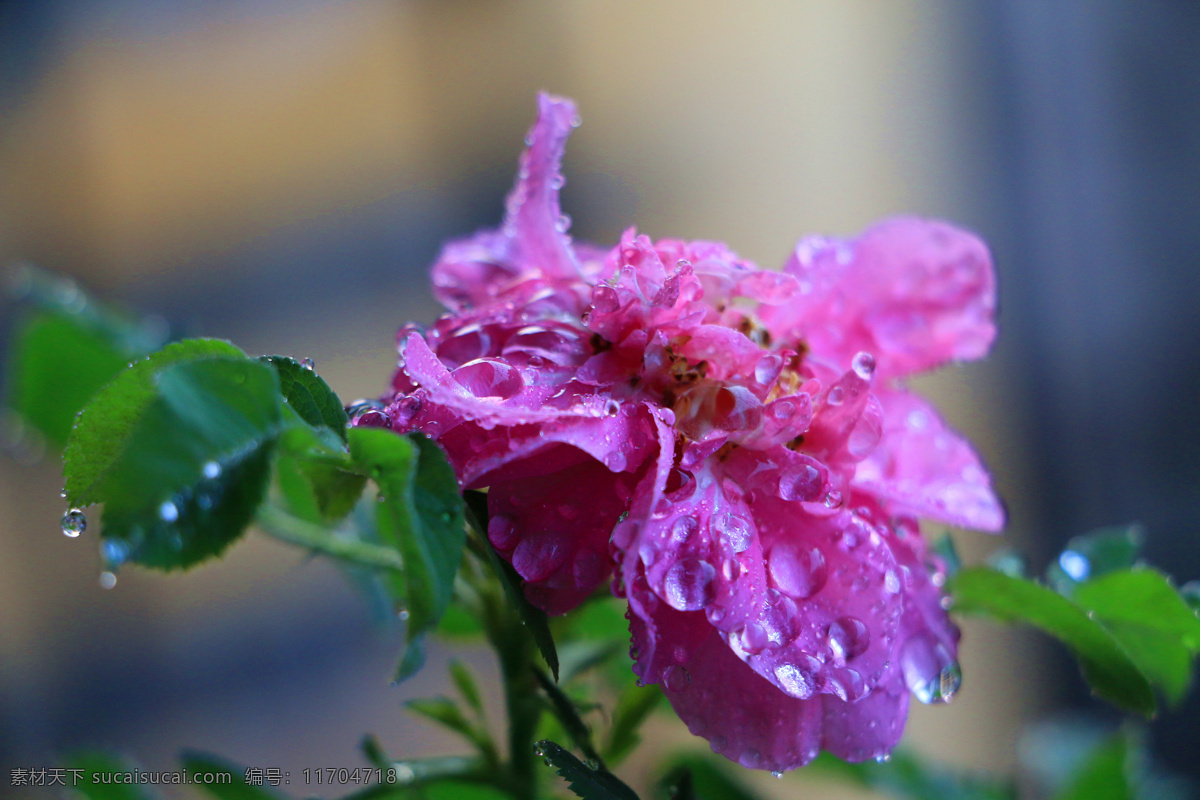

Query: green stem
<box><xmin>255</xmin><ymin>502</ymin><xmax>404</xmax><ymax>571</ymax></box>
<box><xmin>465</xmin><ymin>513</ymin><xmax>543</xmax><ymax>800</ymax></box>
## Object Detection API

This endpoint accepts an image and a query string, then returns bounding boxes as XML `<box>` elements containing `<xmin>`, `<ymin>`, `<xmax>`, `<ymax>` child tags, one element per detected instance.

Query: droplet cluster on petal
<box><xmin>371</xmin><ymin>93</ymin><xmax>1004</xmax><ymax>773</ymax></box>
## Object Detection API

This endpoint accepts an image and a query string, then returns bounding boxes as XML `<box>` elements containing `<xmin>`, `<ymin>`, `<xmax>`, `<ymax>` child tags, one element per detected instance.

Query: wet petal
<box><xmin>820</xmin><ymin>683</ymin><xmax>908</xmax><ymax>762</ymax></box>
<box><xmin>633</xmin><ymin>608</ymin><xmax>824</xmax><ymax>771</ymax></box>
<box><xmin>854</xmin><ymin>391</ymin><xmax>1004</xmax><ymax>532</ymax></box>
<box><xmin>761</xmin><ymin>217</ymin><xmax>997</xmax><ymax>379</ymax></box>
<box><xmin>487</xmin><ymin>459</ymin><xmax>636</xmax><ymax>615</ymax></box>
<box><xmin>430</xmin><ymin>93</ymin><xmax>583</xmax><ymax>311</ymax></box>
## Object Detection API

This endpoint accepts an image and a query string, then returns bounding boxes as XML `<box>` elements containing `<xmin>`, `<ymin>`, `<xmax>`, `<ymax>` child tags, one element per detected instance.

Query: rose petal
<box><xmin>761</xmin><ymin>217</ymin><xmax>997</xmax><ymax>380</ymax></box>
<box><xmin>854</xmin><ymin>391</ymin><xmax>1004</xmax><ymax>532</ymax></box>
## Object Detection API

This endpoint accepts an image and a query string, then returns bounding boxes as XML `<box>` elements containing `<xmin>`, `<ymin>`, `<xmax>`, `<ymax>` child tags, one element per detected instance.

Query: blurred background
<box><xmin>1</xmin><ymin>1</ymin><xmax>1197</xmax><ymax>797</ymax></box>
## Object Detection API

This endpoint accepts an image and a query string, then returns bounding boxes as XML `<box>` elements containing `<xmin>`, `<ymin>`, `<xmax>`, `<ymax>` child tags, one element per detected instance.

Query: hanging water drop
<box><xmin>202</xmin><ymin>461</ymin><xmax>221</xmax><ymax>480</ymax></box>
<box><xmin>99</xmin><ymin>571</ymin><xmax>117</xmax><ymax>590</ymax></box>
<box><xmin>61</xmin><ymin>509</ymin><xmax>86</xmax><ymax>537</ymax></box>
<box><xmin>300</xmin><ymin>357</ymin><xmax>315</xmax><ymax>371</ymax></box>
<box><xmin>771</xmin><ymin>771</ymin><xmax>783</xmax><ymax>779</ymax></box>
<box><xmin>875</xmin><ymin>753</ymin><xmax>891</xmax><ymax>764</ymax></box>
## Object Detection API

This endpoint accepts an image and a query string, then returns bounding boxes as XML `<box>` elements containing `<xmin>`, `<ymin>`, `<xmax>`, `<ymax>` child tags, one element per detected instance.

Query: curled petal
<box><xmin>430</xmin><ymin>94</ymin><xmax>583</xmax><ymax>311</ymax></box>
<box><xmin>761</xmin><ymin>217</ymin><xmax>997</xmax><ymax>379</ymax></box>
<box><xmin>854</xmin><ymin>391</ymin><xmax>1004</xmax><ymax>532</ymax></box>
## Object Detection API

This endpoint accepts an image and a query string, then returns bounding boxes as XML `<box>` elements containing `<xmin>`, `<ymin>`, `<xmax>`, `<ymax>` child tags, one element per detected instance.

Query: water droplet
<box><xmin>61</xmin><ymin>508</ymin><xmax>87</xmax><ymax>537</ymax></box>
<box><xmin>738</xmin><ymin>749</ymin><xmax>761</xmax><ymax>769</ymax></box>
<box><xmin>99</xmin><ymin>571</ymin><xmax>117</xmax><ymax>590</ymax></box>
<box><xmin>452</xmin><ymin>359</ymin><xmax>524</xmax><ymax>399</ymax></box>
<box><xmin>823</xmin><ymin>490</ymin><xmax>843</xmax><ymax>509</ymax></box>
<box><xmin>736</xmin><ymin>622</ymin><xmax>771</xmax><ymax>654</ymax></box>
<box><xmin>102</xmin><ymin>539</ymin><xmax>131</xmax><ymax>569</ymax></box>
<box><xmin>394</xmin><ymin>764</ymin><xmax>416</xmax><ymax>784</ymax></box>
<box><xmin>828</xmin><ymin>667</ymin><xmax>866</xmax><ymax>702</ymax></box>
<box><xmin>875</xmin><ymin>753</ymin><xmax>891</xmax><ymax>764</ymax></box>
<box><xmin>827</xmin><ymin>386</ymin><xmax>845</xmax><ymax>406</ymax></box>
<box><xmin>663</xmin><ymin>557</ymin><xmax>716</xmax><ymax>611</ymax></box>
<box><xmin>604</xmin><ymin>452</ymin><xmax>627</xmax><ymax>472</ymax></box>
<box><xmin>771</xmin><ymin>771</ymin><xmax>783</xmax><ymax>779</ymax></box>
<box><xmin>663</xmin><ymin>664</ymin><xmax>691</xmax><ymax>692</ymax></box>
<box><xmin>851</xmin><ymin>351</ymin><xmax>876</xmax><ymax>380</ymax></box>
<box><xmin>555</xmin><ymin>214</ymin><xmax>572</xmax><ymax>233</ymax></box>
<box><xmin>603</xmin><ymin>398</ymin><xmax>621</xmax><ymax>417</ymax></box>
<box><xmin>768</xmin><ymin>542</ymin><xmax>827</xmax><ymax>598</ymax></box>
<box><xmin>754</xmin><ymin>355</ymin><xmax>783</xmax><ymax>386</ymax></box>
<box><xmin>300</xmin><ymin>358</ymin><xmax>315</xmax><ymax>371</ymax></box>
<box><xmin>902</xmin><ymin>635</ymin><xmax>961</xmax><ymax>704</ymax></box>
<box><xmin>779</xmin><ymin>464</ymin><xmax>823</xmax><ymax>502</ymax></box>
<box><xmin>713</xmin><ymin>513</ymin><xmax>752</xmax><ymax>553</ymax></box>
<box><xmin>347</xmin><ymin>399</ymin><xmax>393</xmax><ymax>428</ymax></box>
<box><xmin>202</xmin><ymin>461</ymin><xmax>221</xmax><ymax>479</ymax></box>
<box><xmin>666</xmin><ymin>517</ymin><xmax>699</xmax><ymax>548</ymax></box>
<box><xmin>1059</xmin><ymin>549</ymin><xmax>1090</xmax><ymax>582</ymax></box>
<box><xmin>159</xmin><ymin>500</ymin><xmax>179</xmax><ymax>522</ymax></box>
<box><xmin>397</xmin><ymin>609</ymin><xmax>410</xmax><ymax>621</ymax></box>
<box><xmin>827</xmin><ymin>616</ymin><xmax>870</xmax><ymax>663</ymax></box>
<box><xmin>774</xmin><ymin>662</ymin><xmax>817</xmax><ymax>699</ymax></box>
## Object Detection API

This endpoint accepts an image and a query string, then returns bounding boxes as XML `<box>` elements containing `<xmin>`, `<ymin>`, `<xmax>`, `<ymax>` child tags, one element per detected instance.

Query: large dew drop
<box><xmin>663</xmin><ymin>664</ymin><xmax>691</xmax><ymax>692</ymax></box>
<box><xmin>773</xmin><ymin>662</ymin><xmax>817</xmax><ymax>699</ymax></box>
<box><xmin>901</xmin><ymin>634</ymin><xmax>962</xmax><ymax>704</ymax></box>
<box><xmin>663</xmin><ymin>557</ymin><xmax>716</xmax><ymax>611</ymax></box>
<box><xmin>767</xmin><ymin>542</ymin><xmax>827</xmax><ymax>599</ymax></box>
<box><xmin>452</xmin><ymin>359</ymin><xmax>524</xmax><ymax>400</ymax></box>
<box><xmin>61</xmin><ymin>508</ymin><xmax>86</xmax><ymax>538</ymax></box>
<box><xmin>826</xmin><ymin>616</ymin><xmax>870</xmax><ymax>662</ymax></box>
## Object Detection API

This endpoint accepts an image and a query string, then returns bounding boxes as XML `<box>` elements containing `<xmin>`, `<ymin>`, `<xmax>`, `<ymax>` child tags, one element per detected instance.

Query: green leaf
<box><xmin>949</xmin><ymin>567</ymin><xmax>1156</xmax><ymax>716</ymax></box>
<box><xmin>535</xmin><ymin>740</ymin><xmax>640</xmax><ymax>800</ymax></box>
<box><xmin>806</xmin><ymin>751</ymin><xmax>1014</xmax><ymax>800</ymax></box>
<box><xmin>275</xmin><ymin>424</ymin><xmax>366</xmax><ymax>525</ymax></box>
<box><xmin>463</xmin><ymin>489</ymin><xmax>559</xmax><ymax>681</ymax></box>
<box><xmin>65</xmin><ymin>752</ymin><xmax>160</xmax><ymax>800</ymax></box>
<box><xmin>657</xmin><ymin>756</ymin><xmax>762</xmax><ymax>800</ymax></box>
<box><xmin>1072</xmin><ymin>568</ymin><xmax>1200</xmax><ymax>706</ymax></box>
<box><xmin>558</xmin><ymin>640</ymin><xmax>625</xmax><ymax>685</ymax></box>
<box><xmin>449</xmin><ymin>659</ymin><xmax>485</xmax><ymax>716</ymax></box>
<box><xmin>406</xmin><ymin>697</ymin><xmax>490</xmax><ymax>752</ymax></box>
<box><xmin>1052</xmin><ymin>733</ymin><xmax>1132</xmax><ymax>800</ymax></box>
<box><xmin>64</xmin><ymin>338</ymin><xmax>244</xmax><ymax>506</ymax></box>
<box><xmin>181</xmin><ymin>751</ymin><xmax>288</xmax><ymax>800</ymax></box>
<box><xmin>7</xmin><ymin>311</ymin><xmax>138</xmax><ymax>447</ymax></box>
<box><xmin>602</xmin><ymin>684</ymin><xmax>662</xmax><ymax>767</ymax></box>
<box><xmin>534</xmin><ymin>667</ymin><xmax>604</xmax><ymax>769</ymax></box>
<box><xmin>259</xmin><ymin>356</ymin><xmax>348</xmax><ymax>441</ymax></box>
<box><xmin>95</xmin><ymin>357</ymin><xmax>283</xmax><ymax>570</ymax></box>
<box><xmin>1046</xmin><ymin>525</ymin><xmax>1144</xmax><ymax>595</ymax></box>
<box><xmin>348</xmin><ymin>429</ymin><xmax>467</xmax><ymax>676</ymax></box>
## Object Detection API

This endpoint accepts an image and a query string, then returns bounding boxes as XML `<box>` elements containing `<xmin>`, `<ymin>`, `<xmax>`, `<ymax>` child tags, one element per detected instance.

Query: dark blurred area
<box><xmin>0</xmin><ymin>1</ymin><xmax>1197</xmax><ymax>798</ymax></box>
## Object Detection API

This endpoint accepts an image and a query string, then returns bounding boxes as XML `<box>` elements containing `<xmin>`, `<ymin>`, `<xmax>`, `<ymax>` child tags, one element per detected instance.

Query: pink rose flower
<box><xmin>372</xmin><ymin>93</ymin><xmax>1003</xmax><ymax>772</ymax></box>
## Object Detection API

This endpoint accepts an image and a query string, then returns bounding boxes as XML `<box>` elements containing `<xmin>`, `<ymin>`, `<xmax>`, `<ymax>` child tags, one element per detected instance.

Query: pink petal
<box><xmin>760</xmin><ymin>217</ymin><xmax>997</xmax><ymax>380</ymax></box>
<box><xmin>854</xmin><ymin>391</ymin><xmax>1004</xmax><ymax>532</ymax></box>
<box><xmin>487</xmin><ymin>459</ymin><xmax>636</xmax><ymax>615</ymax></box>
<box><xmin>631</xmin><ymin>607</ymin><xmax>823</xmax><ymax>771</ymax></box>
<box><xmin>430</xmin><ymin>94</ymin><xmax>583</xmax><ymax>311</ymax></box>
<box><xmin>820</xmin><ymin>683</ymin><xmax>908</xmax><ymax>762</ymax></box>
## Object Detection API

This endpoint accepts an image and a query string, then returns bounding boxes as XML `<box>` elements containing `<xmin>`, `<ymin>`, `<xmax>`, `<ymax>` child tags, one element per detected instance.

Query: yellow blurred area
<box><xmin>0</xmin><ymin>3</ymin><xmax>1039</xmax><ymax>798</ymax></box>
